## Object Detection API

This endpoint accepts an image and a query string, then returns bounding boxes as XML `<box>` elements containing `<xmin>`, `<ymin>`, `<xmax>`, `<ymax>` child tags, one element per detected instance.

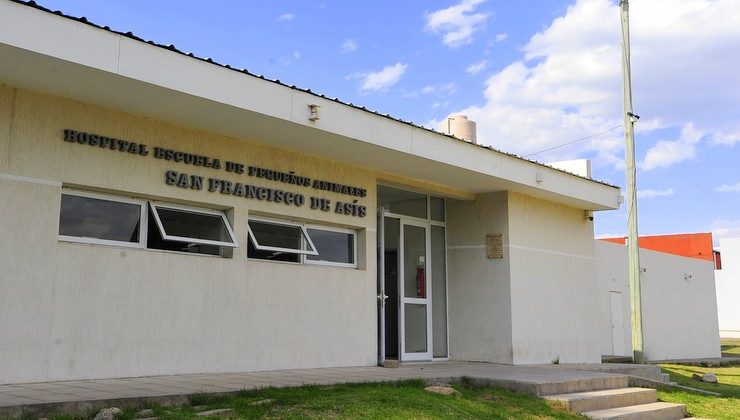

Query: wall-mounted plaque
<box><xmin>486</xmin><ymin>233</ymin><xmax>503</xmax><ymax>259</ymax></box>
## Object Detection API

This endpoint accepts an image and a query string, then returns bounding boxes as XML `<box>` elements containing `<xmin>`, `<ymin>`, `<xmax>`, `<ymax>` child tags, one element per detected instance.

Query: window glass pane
<box><xmin>404</xmin><ymin>225</ymin><xmax>427</xmax><ymax>298</ymax></box>
<box><xmin>432</xmin><ymin>226</ymin><xmax>448</xmax><ymax>357</ymax></box>
<box><xmin>404</xmin><ymin>303</ymin><xmax>428</xmax><ymax>353</ymax></box>
<box><xmin>60</xmin><ymin>194</ymin><xmax>140</xmax><ymax>243</ymax></box>
<box><xmin>155</xmin><ymin>208</ymin><xmax>230</xmax><ymax>242</ymax></box>
<box><xmin>383</xmin><ymin>217</ymin><xmax>400</xmax><ymax>357</ymax></box>
<box><xmin>249</xmin><ymin>220</ymin><xmax>313</xmax><ymax>252</ymax></box>
<box><xmin>147</xmin><ymin>211</ymin><xmax>220</xmax><ymax>255</ymax></box>
<box><xmin>430</xmin><ymin>196</ymin><xmax>445</xmax><ymax>222</ymax></box>
<box><xmin>305</xmin><ymin>229</ymin><xmax>354</xmax><ymax>264</ymax></box>
<box><xmin>378</xmin><ymin>185</ymin><xmax>427</xmax><ymax>219</ymax></box>
<box><xmin>247</xmin><ymin>239</ymin><xmax>299</xmax><ymax>262</ymax></box>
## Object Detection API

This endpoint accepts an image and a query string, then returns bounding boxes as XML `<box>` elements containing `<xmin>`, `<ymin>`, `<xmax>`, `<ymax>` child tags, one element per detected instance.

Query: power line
<box><xmin>524</xmin><ymin>124</ymin><xmax>624</xmax><ymax>158</ymax></box>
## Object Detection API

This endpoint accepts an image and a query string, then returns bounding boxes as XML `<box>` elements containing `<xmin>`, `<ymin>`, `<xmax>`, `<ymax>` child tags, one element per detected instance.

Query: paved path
<box><xmin>0</xmin><ymin>362</ymin><xmax>634</xmax><ymax>418</ymax></box>
<box><xmin>650</xmin><ymin>356</ymin><xmax>740</xmax><ymax>365</ymax></box>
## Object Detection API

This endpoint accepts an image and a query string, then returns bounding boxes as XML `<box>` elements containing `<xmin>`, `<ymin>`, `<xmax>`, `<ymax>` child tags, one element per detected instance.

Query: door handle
<box><xmin>377</xmin><ymin>294</ymin><xmax>389</xmax><ymax>307</ymax></box>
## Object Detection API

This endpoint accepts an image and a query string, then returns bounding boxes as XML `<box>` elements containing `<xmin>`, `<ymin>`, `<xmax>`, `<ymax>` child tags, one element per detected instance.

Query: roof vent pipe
<box><xmin>445</xmin><ymin>115</ymin><xmax>477</xmax><ymax>144</ymax></box>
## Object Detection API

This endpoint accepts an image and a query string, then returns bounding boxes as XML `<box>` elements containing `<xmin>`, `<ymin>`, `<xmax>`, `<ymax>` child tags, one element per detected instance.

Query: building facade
<box><xmin>715</xmin><ymin>237</ymin><xmax>740</xmax><ymax>338</ymax></box>
<box><xmin>0</xmin><ymin>0</ymin><xmax>625</xmax><ymax>384</ymax></box>
<box><xmin>596</xmin><ymin>240</ymin><xmax>721</xmax><ymax>361</ymax></box>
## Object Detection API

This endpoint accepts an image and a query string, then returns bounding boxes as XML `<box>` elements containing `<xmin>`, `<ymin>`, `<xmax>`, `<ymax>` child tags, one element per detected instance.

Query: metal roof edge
<box><xmin>9</xmin><ymin>0</ymin><xmax>619</xmax><ymax>190</ymax></box>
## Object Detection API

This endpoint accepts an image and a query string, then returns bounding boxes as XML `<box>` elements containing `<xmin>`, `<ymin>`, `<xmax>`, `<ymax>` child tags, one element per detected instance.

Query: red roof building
<box><xmin>601</xmin><ymin>232</ymin><xmax>721</xmax><ymax>269</ymax></box>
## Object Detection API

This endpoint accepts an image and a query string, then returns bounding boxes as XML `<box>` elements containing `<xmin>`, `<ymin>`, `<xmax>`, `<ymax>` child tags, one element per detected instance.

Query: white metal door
<box><xmin>609</xmin><ymin>291</ymin><xmax>626</xmax><ymax>356</ymax></box>
<box><xmin>399</xmin><ymin>219</ymin><xmax>433</xmax><ymax>361</ymax></box>
<box><xmin>377</xmin><ymin>210</ymin><xmax>386</xmax><ymax>365</ymax></box>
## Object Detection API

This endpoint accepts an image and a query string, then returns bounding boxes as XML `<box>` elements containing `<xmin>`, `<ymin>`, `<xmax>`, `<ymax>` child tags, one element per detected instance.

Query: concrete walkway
<box><xmin>650</xmin><ymin>356</ymin><xmax>740</xmax><ymax>365</ymax></box>
<box><xmin>0</xmin><ymin>362</ymin><xmax>643</xmax><ymax>418</ymax></box>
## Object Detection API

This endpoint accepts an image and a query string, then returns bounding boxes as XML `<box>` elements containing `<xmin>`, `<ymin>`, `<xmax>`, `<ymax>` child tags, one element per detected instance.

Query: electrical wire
<box><xmin>524</xmin><ymin>124</ymin><xmax>624</xmax><ymax>158</ymax></box>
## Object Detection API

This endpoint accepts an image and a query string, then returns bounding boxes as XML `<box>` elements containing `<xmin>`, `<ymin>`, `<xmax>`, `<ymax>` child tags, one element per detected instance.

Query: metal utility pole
<box><xmin>620</xmin><ymin>0</ymin><xmax>644</xmax><ymax>363</ymax></box>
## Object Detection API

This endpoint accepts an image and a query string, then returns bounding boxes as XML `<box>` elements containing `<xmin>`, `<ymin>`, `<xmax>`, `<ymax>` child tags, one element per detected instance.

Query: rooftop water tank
<box><xmin>445</xmin><ymin>115</ymin><xmax>477</xmax><ymax>144</ymax></box>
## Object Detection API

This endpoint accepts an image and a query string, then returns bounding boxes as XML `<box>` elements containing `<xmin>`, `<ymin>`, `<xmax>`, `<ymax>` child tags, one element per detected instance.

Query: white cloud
<box><xmin>273</xmin><ymin>50</ymin><xmax>301</xmax><ymax>67</ymax></box>
<box><xmin>341</xmin><ymin>38</ymin><xmax>358</xmax><ymax>53</ymax></box>
<box><xmin>420</xmin><ymin>82</ymin><xmax>457</xmax><ymax>96</ymax></box>
<box><xmin>425</xmin><ymin>0</ymin><xmax>490</xmax><ymax>48</ymax></box>
<box><xmin>357</xmin><ymin>63</ymin><xmax>408</xmax><ymax>92</ymax></box>
<box><xmin>275</xmin><ymin>13</ymin><xmax>295</xmax><ymax>22</ymax></box>
<box><xmin>637</xmin><ymin>188</ymin><xmax>675</xmax><ymax>199</ymax></box>
<box><xmin>437</xmin><ymin>0</ymin><xmax>740</xmax><ymax>169</ymax></box>
<box><xmin>712</xmin><ymin>219</ymin><xmax>740</xmax><ymax>245</ymax></box>
<box><xmin>404</xmin><ymin>82</ymin><xmax>457</xmax><ymax>99</ymax></box>
<box><xmin>466</xmin><ymin>60</ymin><xmax>488</xmax><ymax>75</ymax></box>
<box><xmin>640</xmin><ymin>124</ymin><xmax>704</xmax><ymax>171</ymax></box>
<box><xmin>495</xmin><ymin>33</ymin><xmax>507</xmax><ymax>42</ymax></box>
<box><xmin>716</xmin><ymin>182</ymin><xmax>740</xmax><ymax>193</ymax></box>
<box><xmin>595</xmin><ymin>233</ymin><xmax>625</xmax><ymax>239</ymax></box>
<box><xmin>711</xmin><ymin>130</ymin><xmax>740</xmax><ymax>146</ymax></box>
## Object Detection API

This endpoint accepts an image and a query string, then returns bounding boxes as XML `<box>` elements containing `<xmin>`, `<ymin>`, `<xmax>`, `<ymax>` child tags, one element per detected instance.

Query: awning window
<box><xmin>247</xmin><ymin>218</ymin><xmax>318</xmax><ymax>256</ymax></box>
<box><xmin>149</xmin><ymin>203</ymin><xmax>239</xmax><ymax>248</ymax></box>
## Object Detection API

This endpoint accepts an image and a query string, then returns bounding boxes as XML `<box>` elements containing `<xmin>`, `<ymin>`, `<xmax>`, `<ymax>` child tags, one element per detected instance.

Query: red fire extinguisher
<box><xmin>416</xmin><ymin>256</ymin><xmax>426</xmax><ymax>298</ymax></box>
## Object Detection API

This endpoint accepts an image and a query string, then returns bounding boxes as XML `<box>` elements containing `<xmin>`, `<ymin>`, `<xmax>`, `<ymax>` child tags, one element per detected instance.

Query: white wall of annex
<box><xmin>596</xmin><ymin>241</ymin><xmax>721</xmax><ymax>361</ymax></box>
<box><xmin>594</xmin><ymin>241</ymin><xmax>632</xmax><ymax>357</ymax></box>
<box><xmin>716</xmin><ymin>237</ymin><xmax>740</xmax><ymax>338</ymax></box>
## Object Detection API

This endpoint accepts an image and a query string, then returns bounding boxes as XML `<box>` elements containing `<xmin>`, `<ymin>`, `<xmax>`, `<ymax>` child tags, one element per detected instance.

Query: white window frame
<box><xmin>149</xmin><ymin>202</ymin><xmax>239</xmax><ymax>248</ymax></box>
<box><xmin>304</xmin><ymin>224</ymin><xmax>357</xmax><ymax>268</ymax></box>
<box><xmin>247</xmin><ymin>216</ymin><xmax>319</xmax><ymax>256</ymax></box>
<box><xmin>59</xmin><ymin>189</ymin><xmax>147</xmax><ymax>249</ymax></box>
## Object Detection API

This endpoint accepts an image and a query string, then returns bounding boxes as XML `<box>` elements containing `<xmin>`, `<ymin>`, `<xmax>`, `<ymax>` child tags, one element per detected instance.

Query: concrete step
<box><xmin>383</xmin><ymin>359</ymin><xmax>399</xmax><ymax>368</ymax></box>
<box><xmin>583</xmin><ymin>402</ymin><xmax>686</xmax><ymax>420</ymax></box>
<box><xmin>537</xmin><ymin>376</ymin><xmax>629</xmax><ymax>396</ymax></box>
<box><xmin>543</xmin><ymin>387</ymin><xmax>657</xmax><ymax>413</ymax></box>
<box><xmin>602</xmin><ymin>355</ymin><xmax>634</xmax><ymax>364</ymax></box>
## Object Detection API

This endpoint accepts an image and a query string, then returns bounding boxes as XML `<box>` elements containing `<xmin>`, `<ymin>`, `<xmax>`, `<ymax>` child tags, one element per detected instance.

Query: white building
<box><xmin>0</xmin><ymin>0</ymin><xmax>720</xmax><ymax>385</ymax></box>
<box><xmin>596</xmin><ymin>241</ymin><xmax>721</xmax><ymax>361</ymax></box>
<box><xmin>716</xmin><ymin>237</ymin><xmax>740</xmax><ymax>338</ymax></box>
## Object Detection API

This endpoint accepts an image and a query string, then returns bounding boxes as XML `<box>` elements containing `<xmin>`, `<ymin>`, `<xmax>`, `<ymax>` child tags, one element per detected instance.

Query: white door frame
<box><xmin>398</xmin><ymin>218</ymin><xmax>433</xmax><ymax>361</ymax></box>
<box><xmin>377</xmin><ymin>209</ymin><xmax>387</xmax><ymax>366</ymax></box>
<box><xmin>609</xmin><ymin>291</ymin><xmax>626</xmax><ymax>356</ymax></box>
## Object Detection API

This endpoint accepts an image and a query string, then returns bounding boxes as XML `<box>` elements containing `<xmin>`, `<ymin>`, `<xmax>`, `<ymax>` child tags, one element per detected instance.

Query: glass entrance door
<box><xmin>377</xmin><ymin>185</ymin><xmax>448</xmax><ymax>364</ymax></box>
<box><xmin>400</xmin><ymin>220</ymin><xmax>432</xmax><ymax>361</ymax></box>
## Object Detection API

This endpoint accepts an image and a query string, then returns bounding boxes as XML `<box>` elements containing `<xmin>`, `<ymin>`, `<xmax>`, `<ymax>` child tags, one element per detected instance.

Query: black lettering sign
<box><xmin>63</xmin><ymin>129</ymin><xmax>367</xmax><ymax>217</ymax></box>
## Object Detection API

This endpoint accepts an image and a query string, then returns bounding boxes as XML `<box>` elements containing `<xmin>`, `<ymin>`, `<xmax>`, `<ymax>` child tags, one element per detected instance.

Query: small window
<box><xmin>377</xmin><ymin>185</ymin><xmax>427</xmax><ymax>219</ymax></box>
<box><xmin>305</xmin><ymin>227</ymin><xmax>356</xmax><ymax>267</ymax></box>
<box><xmin>148</xmin><ymin>203</ymin><xmax>238</xmax><ymax>255</ymax></box>
<box><xmin>247</xmin><ymin>218</ymin><xmax>317</xmax><ymax>263</ymax></box>
<box><xmin>59</xmin><ymin>190</ymin><xmax>145</xmax><ymax>248</ymax></box>
<box><xmin>430</xmin><ymin>196</ymin><xmax>445</xmax><ymax>222</ymax></box>
<box><xmin>248</xmin><ymin>217</ymin><xmax>357</xmax><ymax>267</ymax></box>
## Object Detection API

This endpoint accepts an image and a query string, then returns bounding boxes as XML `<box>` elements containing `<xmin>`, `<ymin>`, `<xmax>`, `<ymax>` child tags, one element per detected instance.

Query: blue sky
<box><xmin>39</xmin><ymin>0</ymin><xmax>740</xmax><ymax>243</ymax></box>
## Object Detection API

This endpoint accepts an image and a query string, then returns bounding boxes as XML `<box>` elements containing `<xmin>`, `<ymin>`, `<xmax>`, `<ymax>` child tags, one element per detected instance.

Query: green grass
<box><xmin>47</xmin><ymin>380</ymin><xmax>582</xmax><ymax>420</ymax></box>
<box><xmin>658</xmin><ymin>364</ymin><xmax>740</xmax><ymax>419</ymax></box>
<box><xmin>721</xmin><ymin>338</ymin><xmax>740</xmax><ymax>357</ymax></box>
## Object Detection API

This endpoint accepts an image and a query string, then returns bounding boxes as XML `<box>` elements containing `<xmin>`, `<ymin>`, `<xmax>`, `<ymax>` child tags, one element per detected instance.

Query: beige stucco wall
<box><xmin>447</xmin><ymin>191</ymin><xmax>604</xmax><ymax>365</ymax></box>
<box><xmin>507</xmin><ymin>192</ymin><xmax>602</xmax><ymax>364</ymax></box>
<box><xmin>0</xmin><ymin>84</ymin><xmax>385</xmax><ymax>384</ymax></box>
<box><xmin>446</xmin><ymin>192</ymin><xmax>513</xmax><ymax>363</ymax></box>
<box><xmin>0</xmin><ymin>82</ymin><xmax>622</xmax><ymax>382</ymax></box>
